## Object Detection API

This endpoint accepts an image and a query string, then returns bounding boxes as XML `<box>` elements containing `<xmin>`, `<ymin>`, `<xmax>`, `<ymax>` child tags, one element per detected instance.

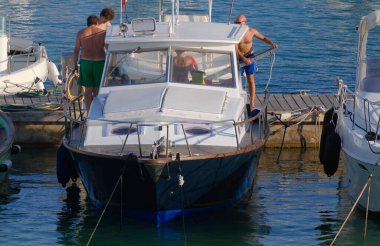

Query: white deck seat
<box><xmin>162</xmin><ymin>15</ymin><xmax>210</xmax><ymax>23</ymax></box>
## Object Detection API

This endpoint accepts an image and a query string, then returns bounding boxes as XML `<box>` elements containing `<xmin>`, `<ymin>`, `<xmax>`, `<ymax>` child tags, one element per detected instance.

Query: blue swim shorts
<box><xmin>240</xmin><ymin>61</ymin><xmax>257</xmax><ymax>76</ymax></box>
<box><xmin>239</xmin><ymin>52</ymin><xmax>258</xmax><ymax>76</ymax></box>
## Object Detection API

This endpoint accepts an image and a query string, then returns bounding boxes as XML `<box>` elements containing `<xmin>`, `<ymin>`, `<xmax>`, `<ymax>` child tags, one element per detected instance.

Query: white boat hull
<box><xmin>0</xmin><ymin>55</ymin><xmax>49</xmax><ymax>94</ymax></box>
<box><xmin>341</xmin><ymin>151</ymin><xmax>380</xmax><ymax>211</ymax></box>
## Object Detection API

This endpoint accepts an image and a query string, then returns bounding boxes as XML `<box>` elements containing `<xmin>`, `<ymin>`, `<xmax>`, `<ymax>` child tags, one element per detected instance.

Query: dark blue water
<box><xmin>2</xmin><ymin>147</ymin><xmax>380</xmax><ymax>245</ymax></box>
<box><xmin>1</xmin><ymin>1</ymin><xmax>380</xmax><ymax>93</ymax></box>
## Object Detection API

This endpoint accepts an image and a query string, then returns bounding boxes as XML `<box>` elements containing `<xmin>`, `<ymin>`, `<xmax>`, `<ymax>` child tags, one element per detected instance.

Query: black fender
<box><xmin>319</xmin><ymin>107</ymin><xmax>338</xmax><ymax>164</ymax></box>
<box><xmin>56</xmin><ymin>144</ymin><xmax>79</xmax><ymax>187</ymax></box>
<box><xmin>323</xmin><ymin>132</ymin><xmax>341</xmax><ymax>177</ymax></box>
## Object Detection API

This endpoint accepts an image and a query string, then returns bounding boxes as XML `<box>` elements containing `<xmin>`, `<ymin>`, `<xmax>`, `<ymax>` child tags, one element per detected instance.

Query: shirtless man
<box><xmin>98</xmin><ymin>7</ymin><xmax>115</xmax><ymax>31</ymax></box>
<box><xmin>235</xmin><ymin>15</ymin><xmax>277</xmax><ymax>116</ymax></box>
<box><xmin>172</xmin><ymin>50</ymin><xmax>198</xmax><ymax>82</ymax></box>
<box><xmin>73</xmin><ymin>15</ymin><xmax>106</xmax><ymax>110</ymax></box>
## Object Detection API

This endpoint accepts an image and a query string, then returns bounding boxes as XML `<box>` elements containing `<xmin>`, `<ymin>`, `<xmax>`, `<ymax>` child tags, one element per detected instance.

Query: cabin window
<box><xmin>170</xmin><ymin>49</ymin><xmax>235</xmax><ymax>88</ymax></box>
<box><xmin>103</xmin><ymin>49</ymin><xmax>168</xmax><ymax>87</ymax></box>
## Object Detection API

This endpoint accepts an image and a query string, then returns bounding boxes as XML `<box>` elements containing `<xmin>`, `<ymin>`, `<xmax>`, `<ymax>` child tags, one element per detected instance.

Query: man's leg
<box><xmin>84</xmin><ymin>87</ymin><xmax>93</xmax><ymax>111</ymax></box>
<box><xmin>93</xmin><ymin>87</ymin><xmax>100</xmax><ymax>98</ymax></box>
<box><xmin>247</xmin><ymin>74</ymin><xmax>255</xmax><ymax>110</ymax></box>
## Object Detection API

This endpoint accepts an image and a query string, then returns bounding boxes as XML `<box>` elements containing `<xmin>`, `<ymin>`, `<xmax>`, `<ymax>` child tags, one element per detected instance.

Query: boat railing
<box><xmin>337</xmin><ymin>78</ymin><xmax>380</xmax><ymax>141</ymax></box>
<box><xmin>63</xmin><ymin>92</ymin><xmax>269</xmax><ymax>158</ymax></box>
<box><xmin>7</xmin><ymin>45</ymin><xmax>41</xmax><ymax>72</ymax></box>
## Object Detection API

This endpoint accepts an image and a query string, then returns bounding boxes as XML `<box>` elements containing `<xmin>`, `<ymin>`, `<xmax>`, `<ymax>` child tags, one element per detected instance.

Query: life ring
<box><xmin>65</xmin><ymin>71</ymin><xmax>84</xmax><ymax>102</ymax></box>
<box><xmin>319</xmin><ymin>107</ymin><xmax>337</xmax><ymax>164</ymax></box>
<box><xmin>322</xmin><ymin>132</ymin><xmax>341</xmax><ymax>177</ymax></box>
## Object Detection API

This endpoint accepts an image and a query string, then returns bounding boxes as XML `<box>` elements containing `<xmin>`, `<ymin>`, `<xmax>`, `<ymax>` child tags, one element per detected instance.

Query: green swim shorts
<box><xmin>78</xmin><ymin>59</ymin><xmax>105</xmax><ymax>87</ymax></box>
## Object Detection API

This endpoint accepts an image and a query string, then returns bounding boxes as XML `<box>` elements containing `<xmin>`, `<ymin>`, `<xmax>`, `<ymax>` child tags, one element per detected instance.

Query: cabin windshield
<box><xmin>170</xmin><ymin>49</ymin><xmax>235</xmax><ymax>88</ymax></box>
<box><xmin>103</xmin><ymin>49</ymin><xmax>168</xmax><ymax>87</ymax></box>
<box><xmin>103</xmin><ymin>48</ymin><xmax>236</xmax><ymax>88</ymax></box>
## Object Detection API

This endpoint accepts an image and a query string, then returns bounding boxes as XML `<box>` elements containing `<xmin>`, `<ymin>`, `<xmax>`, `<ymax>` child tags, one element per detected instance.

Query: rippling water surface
<box><xmin>1</xmin><ymin>0</ymin><xmax>380</xmax><ymax>93</ymax></box>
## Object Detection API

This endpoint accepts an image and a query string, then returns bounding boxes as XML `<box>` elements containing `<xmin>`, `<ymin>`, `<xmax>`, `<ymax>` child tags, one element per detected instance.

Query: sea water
<box><xmin>1</xmin><ymin>147</ymin><xmax>380</xmax><ymax>245</ymax></box>
<box><xmin>1</xmin><ymin>0</ymin><xmax>380</xmax><ymax>245</ymax></box>
<box><xmin>1</xmin><ymin>0</ymin><xmax>380</xmax><ymax>94</ymax></box>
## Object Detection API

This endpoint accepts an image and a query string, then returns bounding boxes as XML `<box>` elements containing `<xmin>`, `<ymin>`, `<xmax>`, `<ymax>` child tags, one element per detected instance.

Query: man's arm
<box><xmin>72</xmin><ymin>34</ymin><xmax>81</xmax><ymax>72</ymax></box>
<box><xmin>253</xmin><ymin>29</ymin><xmax>277</xmax><ymax>48</ymax></box>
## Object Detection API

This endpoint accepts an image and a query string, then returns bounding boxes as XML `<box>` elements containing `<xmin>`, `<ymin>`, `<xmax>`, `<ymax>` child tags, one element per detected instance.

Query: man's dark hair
<box><xmin>87</xmin><ymin>15</ymin><xmax>99</xmax><ymax>27</ymax></box>
<box><xmin>100</xmin><ymin>7</ymin><xmax>115</xmax><ymax>21</ymax></box>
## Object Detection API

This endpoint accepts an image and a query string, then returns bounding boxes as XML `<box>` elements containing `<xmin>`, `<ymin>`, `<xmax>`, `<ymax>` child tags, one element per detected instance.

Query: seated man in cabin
<box><xmin>235</xmin><ymin>15</ymin><xmax>277</xmax><ymax>117</ymax></box>
<box><xmin>172</xmin><ymin>50</ymin><xmax>198</xmax><ymax>82</ymax></box>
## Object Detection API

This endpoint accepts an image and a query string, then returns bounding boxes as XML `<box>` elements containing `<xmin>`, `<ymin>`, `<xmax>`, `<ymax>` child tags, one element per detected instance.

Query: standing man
<box><xmin>235</xmin><ymin>15</ymin><xmax>277</xmax><ymax>117</ymax></box>
<box><xmin>73</xmin><ymin>15</ymin><xmax>106</xmax><ymax>111</ymax></box>
<box><xmin>98</xmin><ymin>7</ymin><xmax>115</xmax><ymax>30</ymax></box>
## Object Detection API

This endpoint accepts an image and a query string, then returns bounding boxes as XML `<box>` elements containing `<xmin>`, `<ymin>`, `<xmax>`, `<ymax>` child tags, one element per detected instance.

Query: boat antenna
<box><xmin>209</xmin><ymin>0</ymin><xmax>213</xmax><ymax>22</ymax></box>
<box><xmin>120</xmin><ymin>0</ymin><xmax>128</xmax><ymax>23</ymax></box>
<box><xmin>228</xmin><ymin>0</ymin><xmax>235</xmax><ymax>24</ymax></box>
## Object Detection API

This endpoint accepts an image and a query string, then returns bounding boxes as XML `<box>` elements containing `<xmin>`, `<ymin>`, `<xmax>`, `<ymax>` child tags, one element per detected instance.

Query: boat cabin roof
<box><xmin>106</xmin><ymin>21</ymin><xmax>248</xmax><ymax>50</ymax></box>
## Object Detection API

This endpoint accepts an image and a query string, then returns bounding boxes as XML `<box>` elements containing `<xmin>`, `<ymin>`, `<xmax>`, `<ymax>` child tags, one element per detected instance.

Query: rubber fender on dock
<box><xmin>322</xmin><ymin>132</ymin><xmax>341</xmax><ymax>177</ymax></box>
<box><xmin>319</xmin><ymin>107</ymin><xmax>337</xmax><ymax>164</ymax></box>
<box><xmin>56</xmin><ymin>144</ymin><xmax>79</xmax><ymax>187</ymax></box>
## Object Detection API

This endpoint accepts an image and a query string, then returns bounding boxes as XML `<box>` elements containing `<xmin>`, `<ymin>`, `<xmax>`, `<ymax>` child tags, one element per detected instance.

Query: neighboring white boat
<box><xmin>60</xmin><ymin>0</ymin><xmax>276</xmax><ymax>224</ymax></box>
<box><xmin>0</xmin><ymin>110</ymin><xmax>16</xmax><ymax>183</ymax></box>
<box><xmin>0</xmin><ymin>16</ymin><xmax>61</xmax><ymax>95</ymax></box>
<box><xmin>321</xmin><ymin>9</ymin><xmax>380</xmax><ymax>212</ymax></box>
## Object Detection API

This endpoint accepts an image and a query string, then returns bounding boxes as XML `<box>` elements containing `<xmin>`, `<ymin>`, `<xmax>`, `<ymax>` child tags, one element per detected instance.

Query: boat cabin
<box><xmin>81</xmin><ymin>18</ymin><xmax>253</xmax><ymax>151</ymax></box>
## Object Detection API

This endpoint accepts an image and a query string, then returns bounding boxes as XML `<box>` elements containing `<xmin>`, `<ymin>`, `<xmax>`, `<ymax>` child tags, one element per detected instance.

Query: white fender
<box><xmin>48</xmin><ymin>60</ymin><xmax>62</xmax><ymax>86</ymax></box>
<box><xmin>35</xmin><ymin>80</ymin><xmax>45</xmax><ymax>91</ymax></box>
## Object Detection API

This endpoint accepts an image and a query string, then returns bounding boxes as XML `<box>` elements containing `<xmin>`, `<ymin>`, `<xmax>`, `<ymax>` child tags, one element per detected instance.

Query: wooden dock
<box><xmin>0</xmin><ymin>93</ymin><xmax>337</xmax><ymax>147</ymax></box>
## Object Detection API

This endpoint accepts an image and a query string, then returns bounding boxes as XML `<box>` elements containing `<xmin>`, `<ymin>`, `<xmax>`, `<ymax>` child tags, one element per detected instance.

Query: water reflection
<box><xmin>2</xmin><ymin>146</ymin><xmax>380</xmax><ymax>245</ymax></box>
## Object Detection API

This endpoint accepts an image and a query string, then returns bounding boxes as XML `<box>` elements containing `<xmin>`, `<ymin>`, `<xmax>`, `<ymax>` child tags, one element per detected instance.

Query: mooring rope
<box><xmin>86</xmin><ymin>171</ymin><xmax>124</xmax><ymax>246</ymax></box>
<box><xmin>269</xmin><ymin>106</ymin><xmax>322</xmax><ymax>163</ymax></box>
<box><xmin>176</xmin><ymin>153</ymin><xmax>188</xmax><ymax>246</ymax></box>
<box><xmin>330</xmin><ymin>161</ymin><xmax>378</xmax><ymax>245</ymax></box>
<box><xmin>264</xmin><ymin>52</ymin><xmax>276</xmax><ymax>91</ymax></box>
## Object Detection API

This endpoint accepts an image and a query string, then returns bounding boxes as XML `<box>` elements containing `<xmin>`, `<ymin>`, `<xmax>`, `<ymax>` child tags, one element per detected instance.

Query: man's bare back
<box><xmin>74</xmin><ymin>25</ymin><xmax>105</xmax><ymax>61</ymax></box>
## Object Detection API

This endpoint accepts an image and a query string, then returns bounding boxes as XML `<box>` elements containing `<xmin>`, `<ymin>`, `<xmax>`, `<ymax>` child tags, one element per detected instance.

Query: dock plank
<box><xmin>299</xmin><ymin>94</ymin><xmax>316</xmax><ymax>108</ymax></box>
<box><xmin>291</xmin><ymin>94</ymin><xmax>308</xmax><ymax>110</ymax></box>
<box><xmin>272</xmin><ymin>94</ymin><xmax>289</xmax><ymax>111</ymax></box>
<box><xmin>318</xmin><ymin>94</ymin><xmax>336</xmax><ymax>109</ymax></box>
<box><xmin>0</xmin><ymin>92</ymin><xmax>337</xmax><ymax>115</ymax></box>
<box><xmin>283</xmin><ymin>94</ymin><xmax>299</xmax><ymax>111</ymax></box>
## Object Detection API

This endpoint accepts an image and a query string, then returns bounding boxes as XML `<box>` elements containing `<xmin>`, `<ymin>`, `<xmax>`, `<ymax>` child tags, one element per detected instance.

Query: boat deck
<box><xmin>66</xmin><ymin>122</ymin><xmax>266</xmax><ymax>159</ymax></box>
<box><xmin>0</xmin><ymin>93</ymin><xmax>62</xmax><ymax>106</ymax></box>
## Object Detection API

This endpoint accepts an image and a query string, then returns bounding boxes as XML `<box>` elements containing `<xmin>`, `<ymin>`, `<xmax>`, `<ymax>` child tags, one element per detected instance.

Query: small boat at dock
<box><xmin>322</xmin><ymin>9</ymin><xmax>380</xmax><ymax>212</ymax></box>
<box><xmin>61</xmin><ymin>0</ymin><xmax>276</xmax><ymax>224</ymax></box>
<box><xmin>0</xmin><ymin>15</ymin><xmax>61</xmax><ymax>95</ymax></box>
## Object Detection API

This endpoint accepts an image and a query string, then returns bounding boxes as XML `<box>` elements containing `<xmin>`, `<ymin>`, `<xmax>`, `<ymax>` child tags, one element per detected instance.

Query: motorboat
<box><xmin>320</xmin><ymin>9</ymin><xmax>380</xmax><ymax>212</ymax></box>
<box><xmin>0</xmin><ymin>110</ymin><xmax>17</xmax><ymax>183</ymax></box>
<box><xmin>60</xmin><ymin>0</ymin><xmax>276</xmax><ymax>224</ymax></box>
<box><xmin>0</xmin><ymin>16</ymin><xmax>61</xmax><ymax>95</ymax></box>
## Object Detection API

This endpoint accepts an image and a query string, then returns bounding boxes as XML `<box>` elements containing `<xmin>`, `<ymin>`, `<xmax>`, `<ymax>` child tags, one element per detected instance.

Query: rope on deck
<box><xmin>268</xmin><ymin>105</ymin><xmax>325</xmax><ymax>163</ymax></box>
